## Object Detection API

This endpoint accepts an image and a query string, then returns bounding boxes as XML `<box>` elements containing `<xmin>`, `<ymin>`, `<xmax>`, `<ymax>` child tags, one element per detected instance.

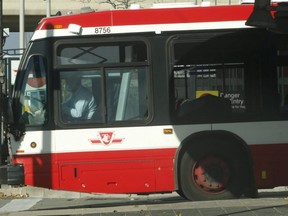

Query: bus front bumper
<box><xmin>0</xmin><ymin>164</ymin><xmax>24</xmax><ymax>185</ymax></box>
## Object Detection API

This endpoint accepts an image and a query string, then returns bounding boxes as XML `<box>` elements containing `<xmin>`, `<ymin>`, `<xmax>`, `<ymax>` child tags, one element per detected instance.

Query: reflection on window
<box><xmin>174</xmin><ymin>63</ymin><xmax>245</xmax><ymax>114</ymax></box>
<box><xmin>20</xmin><ymin>55</ymin><xmax>47</xmax><ymax>125</ymax></box>
<box><xmin>278</xmin><ymin>51</ymin><xmax>288</xmax><ymax>113</ymax></box>
<box><xmin>106</xmin><ymin>68</ymin><xmax>148</xmax><ymax>122</ymax></box>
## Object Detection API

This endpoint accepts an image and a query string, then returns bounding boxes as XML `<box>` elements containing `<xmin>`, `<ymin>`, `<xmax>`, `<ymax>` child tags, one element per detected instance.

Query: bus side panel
<box><xmin>57</xmin><ymin>149</ymin><xmax>176</xmax><ymax>194</ymax></box>
<box><xmin>60</xmin><ymin>159</ymin><xmax>156</xmax><ymax>193</ymax></box>
<box><xmin>13</xmin><ymin>154</ymin><xmax>60</xmax><ymax>189</ymax></box>
<box><xmin>13</xmin><ymin>149</ymin><xmax>176</xmax><ymax>194</ymax></box>
<box><xmin>249</xmin><ymin>144</ymin><xmax>288</xmax><ymax>189</ymax></box>
<box><xmin>154</xmin><ymin>157</ymin><xmax>175</xmax><ymax>192</ymax></box>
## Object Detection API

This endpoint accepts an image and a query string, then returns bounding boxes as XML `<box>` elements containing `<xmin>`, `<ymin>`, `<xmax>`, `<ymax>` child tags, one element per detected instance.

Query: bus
<box><xmin>1</xmin><ymin>1</ymin><xmax>288</xmax><ymax>201</ymax></box>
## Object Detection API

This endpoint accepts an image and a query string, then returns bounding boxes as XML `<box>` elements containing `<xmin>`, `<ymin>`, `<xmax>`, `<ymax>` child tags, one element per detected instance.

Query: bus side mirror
<box><xmin>2</xmin><ymin>95</ymin><xmax>25</xmax><ymax>142</ymax></box>
<box><xmin>245</xmin><ymin>0</ymin><xmax>275</xmax><ymax>28</ymax></box>
<box><xmin>3</xmin><ymin>96</ymin><xmax>14</xmax><ymax>124</ymax></box>
<box><xmin>273</xmin><ymin>3</ymin><xmax>288</xmax><ymax>34</ymax></box>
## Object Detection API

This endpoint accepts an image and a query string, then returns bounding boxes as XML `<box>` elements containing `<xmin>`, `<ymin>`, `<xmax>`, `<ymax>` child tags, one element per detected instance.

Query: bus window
<box><xmin>57</xmin><ymin>41</ymin><xmax>147</xmax><ymax>65</ymax></box>
<box><xmin>60</xmin><ymin>70</ymin><xmax>101</xmax><ymax>123</ymax></box>
<box><xmin>277</xmin><ymin>50</ymin><xmax>288</xmax><ymax>113</ymax></box>
<box><xmin>106</xmin><ymin>68</ymin><xmax>148</xmax><ymax>122</ymax></box>
<box><xmin>172</xmin><ymin>33</ymin><xmax>246</xmax><ymax>122</ymax></box>
<box><xmin>18</xmin><ymin>55</ymin><xmax>47</xmax><ymax>125</ymax></box>
<box><xmin>59</xmin><ymin>68</ymin><xmax>148</xmax><ymax>123</ymax></box>
<box><xmin>171</xmin><ymin>30</ymin><xmax>282</xmax><ymax>122</ymax></box>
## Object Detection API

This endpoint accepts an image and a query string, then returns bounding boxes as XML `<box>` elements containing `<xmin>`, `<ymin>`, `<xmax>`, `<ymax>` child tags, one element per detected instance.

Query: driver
<box><xmin>61</xmin><ymin>76</ymin><xmax>96</xmax><ymax>122</ymax></box>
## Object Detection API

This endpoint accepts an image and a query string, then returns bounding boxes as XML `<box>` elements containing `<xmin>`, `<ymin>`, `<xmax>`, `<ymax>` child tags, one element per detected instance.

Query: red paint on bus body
<box><xmin>36</xmin><ymin>5</ymin><xmax>253</xmax><ymax>30</ymax></box>
<box><xmin>12</xmin><ymin>143</ymin><xmax>288</xmax><ymax>194</ymax></box>
<box><xmin>13</xmin><ymin>148</ymin><xmax>176</xmax><ymax>194</ymax></box>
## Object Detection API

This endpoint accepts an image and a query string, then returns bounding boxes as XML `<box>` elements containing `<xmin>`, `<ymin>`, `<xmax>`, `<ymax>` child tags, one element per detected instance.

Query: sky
<box><xmin>3</xmin><ymin>32</ymin><xmax>33</xmax><ymax>50</ymax></box>
<box><xmin>4</xmin><ymin>32</ymin><xmax>19</xmax><ymax>50</ymax></box>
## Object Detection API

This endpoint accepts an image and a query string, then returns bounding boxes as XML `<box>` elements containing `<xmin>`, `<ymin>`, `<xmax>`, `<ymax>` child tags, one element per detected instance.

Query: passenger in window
<box><xmin>62</xmin><ymin>76</ymin><xmax>96</xmax><ymax>122</ymax></box>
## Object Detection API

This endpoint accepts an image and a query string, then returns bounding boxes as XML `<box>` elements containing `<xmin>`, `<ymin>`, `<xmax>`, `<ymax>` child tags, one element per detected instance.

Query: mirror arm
<box><xmin>8</xmin><ymin>123</ymin><xmax>25</xmax><ymax>142</ymax></box>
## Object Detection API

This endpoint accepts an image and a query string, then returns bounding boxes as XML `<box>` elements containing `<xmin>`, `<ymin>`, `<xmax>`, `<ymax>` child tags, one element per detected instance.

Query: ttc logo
<box><xmin>89</xmin><ymin>131</ymin><xmax>124</xmax><ymax>145</ymax></box>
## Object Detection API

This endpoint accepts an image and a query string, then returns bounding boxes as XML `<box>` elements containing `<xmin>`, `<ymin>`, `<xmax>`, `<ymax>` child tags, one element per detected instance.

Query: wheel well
<box><xmin>174</xmin><ymin>130</ymin><xmax>256</xmax><ymax>197</ymax></box>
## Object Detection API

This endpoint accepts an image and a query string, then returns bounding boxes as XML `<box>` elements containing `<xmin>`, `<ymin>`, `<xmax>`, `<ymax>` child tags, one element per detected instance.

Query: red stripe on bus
<box><xmin>36</xmin><ymin>5</ymin><xmax>253</xmax><ymax>30</ymax></box>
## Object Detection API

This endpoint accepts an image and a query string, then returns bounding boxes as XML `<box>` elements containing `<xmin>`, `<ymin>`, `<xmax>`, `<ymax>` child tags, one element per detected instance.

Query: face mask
<box><xmin>65</xmin><ymin>83</ymin><xmax>73</xmax><ymax>92</ymax></box>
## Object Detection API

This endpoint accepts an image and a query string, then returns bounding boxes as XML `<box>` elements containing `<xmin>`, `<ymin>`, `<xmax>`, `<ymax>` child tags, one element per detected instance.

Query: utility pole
<box><xmin>0</xmin><ymin>0</ymin><xmax>3</xmax><ymax>165</ymax></box>
<box><xmin>19</xmin><ymin>0</ymin><xmax>25</xmax><ymax>49</ymax></box>
<box><xmin>46</xmin><ymin>0</ymin><xmax>51</xmax><ymax>17</ymax></box>
<box><xmin>0</xmin><ymin>0</ymin><xmax>2</xmax><ymax>54</ymax></box>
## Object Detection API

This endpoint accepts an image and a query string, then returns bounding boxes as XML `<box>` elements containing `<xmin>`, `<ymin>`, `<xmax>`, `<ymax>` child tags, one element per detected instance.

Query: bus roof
<box><xmin>32</xmin><ymin>5</ymin><xmax>254</xmax><ymax>41</ymax></box>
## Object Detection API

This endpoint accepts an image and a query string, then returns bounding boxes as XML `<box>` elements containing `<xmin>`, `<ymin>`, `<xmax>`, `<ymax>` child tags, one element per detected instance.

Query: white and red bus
<box><xmin>1</xmin><ymin>1</ymin><xmax>288</xmax><ymax>201</ymax></box>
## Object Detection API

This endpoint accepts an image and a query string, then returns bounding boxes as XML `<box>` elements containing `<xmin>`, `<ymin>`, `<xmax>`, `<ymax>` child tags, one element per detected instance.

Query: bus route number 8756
<box><xmin>95</xmin><ymin>27</ymin><xmax>111</xmax><ymax>34</ymax></box>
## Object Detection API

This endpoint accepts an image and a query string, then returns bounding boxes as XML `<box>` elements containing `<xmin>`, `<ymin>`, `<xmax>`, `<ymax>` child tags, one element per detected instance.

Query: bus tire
<box><xmin>179</xmin><ymin>137</ymin><xmax>247</xmax><ymax>201</ymax></box>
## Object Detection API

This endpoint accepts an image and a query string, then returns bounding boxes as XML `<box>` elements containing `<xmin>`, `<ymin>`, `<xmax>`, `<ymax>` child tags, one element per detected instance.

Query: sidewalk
<box><xmin>0</xmin><ymin>185</ymin><xmax>287</xmax><ymax>199</ymax></box>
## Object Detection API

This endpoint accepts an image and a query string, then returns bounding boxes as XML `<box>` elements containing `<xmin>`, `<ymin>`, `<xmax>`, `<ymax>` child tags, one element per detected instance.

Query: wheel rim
<box><xmin>193</xmin><ymin>156</ymin><xmax>230</xmax><ymax>193</ymax></box>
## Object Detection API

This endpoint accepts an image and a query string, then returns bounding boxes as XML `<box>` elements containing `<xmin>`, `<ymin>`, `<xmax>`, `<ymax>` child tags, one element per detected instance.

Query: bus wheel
<box><xmin>179</xmin><ymin>141</ymin><xmax>246</xmax><ymax>201</ymax></box>
<box><xmin>193</xmin><ymin>156</ymin><xmax>230</xmax><ymax>193</ymax></box>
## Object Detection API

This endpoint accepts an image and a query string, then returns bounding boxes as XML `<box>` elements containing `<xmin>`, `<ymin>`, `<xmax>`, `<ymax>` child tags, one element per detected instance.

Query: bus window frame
<box><xmin>13</xmin><ymin>54</ymin><xmax>49</xmax><ymax>129</ymax></box>
<box><xmin>53</xmin><ymin>37</ymin><xmax>153</xmax><ymax>128</ymax></box>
